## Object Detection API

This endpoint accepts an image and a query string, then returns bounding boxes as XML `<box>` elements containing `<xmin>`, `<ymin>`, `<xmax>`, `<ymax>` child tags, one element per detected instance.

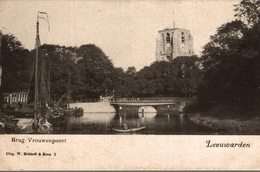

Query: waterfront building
<box><xmin>3</xmin><ymin>92</ymin><xmax>29</xmax><ymax>104</ymax></box>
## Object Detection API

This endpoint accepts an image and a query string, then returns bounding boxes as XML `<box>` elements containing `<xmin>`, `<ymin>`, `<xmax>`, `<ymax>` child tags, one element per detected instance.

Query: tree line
<box><xmin>0</xmin><ymin>39</ymin><xmax>202</xmax><ymax>102</ymax></box>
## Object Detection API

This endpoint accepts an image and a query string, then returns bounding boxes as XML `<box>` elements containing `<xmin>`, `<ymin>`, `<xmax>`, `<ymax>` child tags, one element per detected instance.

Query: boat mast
<box><xmin>0</xmin><ymin>29</ymin><xmax>2</xmax><ymax>87</ymax></box>
<box><xmin>68</xmin><ymin>71</ymin><xmax>71</xmax><ymax>108</ymax></box>
<box><xmin>34</xmin><ymin>15</ymin><xmax>40</xmax><ymax>119</ymax></box>
<box><xmin>47</xmin><ymin>55</ymin><xmax>51</xmax><ymax>103</ymax></box>
<box><xmin>34</xmin><ymin>11</ymin><xmax>50</xmax><ymax>119</ymax></box>
<box><xmin>0</xmin><ymin>28</ymin><xmax>3</xmax><ymax>109</ymax></box>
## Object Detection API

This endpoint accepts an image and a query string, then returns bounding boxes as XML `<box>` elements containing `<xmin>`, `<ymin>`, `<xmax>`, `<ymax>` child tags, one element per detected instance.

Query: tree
<box><xmin>126</xmin><ymin>67</ymin><xmax>136</xmax><ymax>76</ymax></box>
<box><xmin>198</xmin><ymin>0</ymin><xmax>260</xmax><ymax>114</ymax></box>
<box><xmin>234</xmin><ymin>0</ymin><xmax>260</xmax><ymax>26</ymax></box>
<box><xmin>124</xmin><ymin>56</ymin><xmax>202</xmax><ymax>97</ymax></box>
<box><xmin>77</xmin><ymin>44</ymin><xmax>115</xmax><ymax>99</ymax></box>
<box><xmin>1</xmin><ymin>34</ymin><xmax>32</xmax><ymax>93</ymax></box>
<box><xmin>40</xmin><ymin>44</ymin><xmax>81</xmax><ymax>102</ymax></box>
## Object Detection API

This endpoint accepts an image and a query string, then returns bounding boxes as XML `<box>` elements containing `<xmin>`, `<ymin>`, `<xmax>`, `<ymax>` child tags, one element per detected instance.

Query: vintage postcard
<box><xmin>0</xmin><ymin>0</ymin><xmax>260</xmax><ymax>170</ymax></box>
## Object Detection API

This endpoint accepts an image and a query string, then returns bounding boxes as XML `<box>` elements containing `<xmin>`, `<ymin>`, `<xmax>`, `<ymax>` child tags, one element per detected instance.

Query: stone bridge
<box><xmin>110</xmin><ymin>97</ymin><xmax>191</xmax><ymax>114</ymax></box>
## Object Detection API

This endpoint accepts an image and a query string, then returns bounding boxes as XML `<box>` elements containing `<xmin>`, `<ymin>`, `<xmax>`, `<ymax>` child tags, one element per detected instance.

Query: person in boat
<box><xmin>122</xmin><ymin>122</ymin><xmax>128</xmax><ymax>130</ymax></box>
<box><xmin>32</xmin><ymin>113</ymin><xmax>42</xmax><ymax>133</ymax></box>
<box><xmin>32</xmin><ymin>118</ymin><xmax>39</xmax><ymax>133</ymax></box>
<box><xmin>37</xmin><ymin>116</ymin><xmax>53</xmax><ymax>134</ymax></box>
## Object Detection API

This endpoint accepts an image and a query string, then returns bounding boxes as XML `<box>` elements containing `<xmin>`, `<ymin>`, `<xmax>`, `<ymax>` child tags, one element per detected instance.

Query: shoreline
<box><xmin>189</xmin><ymin>114</ymin><xmax>260</xmax><ymax>134</ymax></box>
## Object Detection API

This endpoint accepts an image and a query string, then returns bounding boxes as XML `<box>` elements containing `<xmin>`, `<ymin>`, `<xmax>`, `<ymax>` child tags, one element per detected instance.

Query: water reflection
<box><xmin>54</xmin><ymin>111</ymin><xmax>216</xmax><ymax>134</ymax></box>
<box><xmin>179</xmin><ymin>113</ymin><xmax>184</xmax><ymax>132</ymax></box>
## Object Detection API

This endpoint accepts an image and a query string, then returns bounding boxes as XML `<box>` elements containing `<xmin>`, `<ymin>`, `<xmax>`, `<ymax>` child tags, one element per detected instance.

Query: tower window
<box><xmin>162</xmin><ymin>33</ymin><xmax>165</xmax><ymax>52</ymax></box>
<box><xmin>166</xmin><ymin>33</ymin><xmax>170</xmax><ymax>43</ymax></box>
<box><xmin>181</xmin><ymin>32</ymin><xmax>185</xmax><ymax>43</ymax></box>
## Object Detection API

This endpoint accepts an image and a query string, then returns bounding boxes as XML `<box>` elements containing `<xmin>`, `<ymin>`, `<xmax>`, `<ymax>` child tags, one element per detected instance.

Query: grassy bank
<box><xmin>185</xmin><ymin>103</ymin><xmax>260</xmax><ymax>134</ymax></box>
<box><xmin>189</xmin><ymin>114</ymin><xmax>260</xmax><ymax>134</ymax></box>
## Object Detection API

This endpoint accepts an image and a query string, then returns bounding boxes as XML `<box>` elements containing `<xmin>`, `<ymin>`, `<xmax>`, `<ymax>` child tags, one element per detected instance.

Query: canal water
<box><xmin>54</xmin><ymin>111</ymin><xmax>216</xmax><ymax>135</ymax></box>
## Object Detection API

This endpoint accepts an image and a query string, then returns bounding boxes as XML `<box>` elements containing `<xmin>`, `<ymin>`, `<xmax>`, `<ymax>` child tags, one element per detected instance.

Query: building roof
<box><xmin>158</xmin><ymin>27</ymin><xmax>190</xmax><ymax>33</ymax></box>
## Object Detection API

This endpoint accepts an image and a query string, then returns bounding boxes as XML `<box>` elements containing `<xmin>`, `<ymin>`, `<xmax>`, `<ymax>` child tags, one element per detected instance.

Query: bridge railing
<box><xmin>111</xmin><ymin>97</ymin><xmax>188</xmax><ymax>103</ymax></box>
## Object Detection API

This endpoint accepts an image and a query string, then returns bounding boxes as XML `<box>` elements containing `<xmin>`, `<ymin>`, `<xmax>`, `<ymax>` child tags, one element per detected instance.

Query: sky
<box><xmin>0</xmin><ymin>0</ymin><xmax>239</xmax><ymax>70</ymax></box>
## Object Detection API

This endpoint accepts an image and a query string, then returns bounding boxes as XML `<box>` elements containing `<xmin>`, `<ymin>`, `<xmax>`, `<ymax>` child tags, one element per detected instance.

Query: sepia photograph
<box><xmin>0</xmin><ymin>0</ymin><xmax>260</xmax><ymax>135</ymax></box>
<box><xmin>0</xmin><ymin>0</ymin><xmax>260</xmax><ymax>170</ymax></box>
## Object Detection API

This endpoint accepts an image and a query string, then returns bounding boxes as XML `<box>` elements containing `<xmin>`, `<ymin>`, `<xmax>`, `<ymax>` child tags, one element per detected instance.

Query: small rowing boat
<box><xmin>112</xmin><ymin>126</ymin><xmax>145</xmax><ymax>133</ymax></box>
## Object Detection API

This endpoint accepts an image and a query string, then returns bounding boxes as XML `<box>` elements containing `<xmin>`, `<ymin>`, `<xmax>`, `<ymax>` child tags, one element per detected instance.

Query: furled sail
<box><xmin>38</xmin><ymin>49</ymin><xmax>50</xmax><ymax>105</ymax></box>
<box><xmin>27</xmin><ymin>13</ymin><xmax>51</xmax><ymax>114</ymax></box>
<box><xmin>35</xmin><ymin>22</ymin><xmax>51</xmax><ymax>110</ymax></box>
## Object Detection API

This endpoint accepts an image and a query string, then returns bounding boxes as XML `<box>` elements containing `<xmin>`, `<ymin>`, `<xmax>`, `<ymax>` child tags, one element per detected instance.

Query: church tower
<box><xmin>156</xmin><ymin>26</ymin><xmax>194</xmax><ymax>61</ymax></box>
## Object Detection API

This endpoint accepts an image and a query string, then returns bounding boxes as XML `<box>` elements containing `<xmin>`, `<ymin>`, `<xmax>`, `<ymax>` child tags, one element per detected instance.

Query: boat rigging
<box><xmin>34</xmin><ymin>11</ymin><xmax>50</xmax><ymax>119</ymax></box>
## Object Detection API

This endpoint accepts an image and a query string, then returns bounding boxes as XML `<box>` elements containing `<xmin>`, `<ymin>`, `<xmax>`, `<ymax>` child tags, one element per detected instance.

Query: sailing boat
<box><xmin>60</xmin><ymin>71</ymin><xmax>83</xmax><ymax>116</ymax></box>
<box><xmin>31</xmin><ymin>11</ymin><xmax>55</xmax><ymax>134</ymax></box>
<box><xmin>0</xmin><ymin>13</ymin><xmax>56</xmax><ymax>134</ymax></box>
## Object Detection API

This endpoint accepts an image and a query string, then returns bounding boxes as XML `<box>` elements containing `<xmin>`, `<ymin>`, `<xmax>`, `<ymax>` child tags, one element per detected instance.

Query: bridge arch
<box><xmin>110</xmin><ymin>97</ymin><xmax>190</xmax><ymax>117</ymax></box>
<box><xmin>138</xmin><ymin>106</ymin><xmax>157</xmax><ymax>113</ymax></box>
